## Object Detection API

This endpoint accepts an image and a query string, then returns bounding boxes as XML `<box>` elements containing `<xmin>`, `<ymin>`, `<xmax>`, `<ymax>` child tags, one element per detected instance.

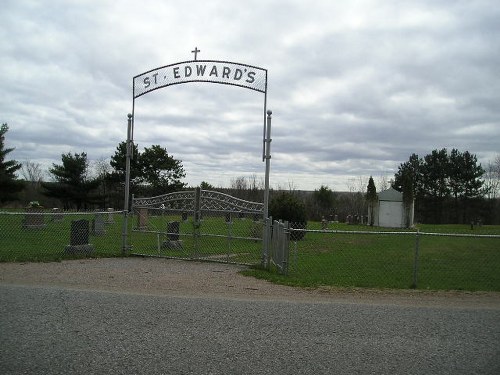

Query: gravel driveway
<box><xmin>1</xmin><ymin>257</ymin><xmax>499</xmax><ymax>308</ymax></box>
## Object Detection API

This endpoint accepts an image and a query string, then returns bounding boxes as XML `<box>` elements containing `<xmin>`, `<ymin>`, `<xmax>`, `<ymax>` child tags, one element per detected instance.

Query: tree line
<box><xmin>393</xmin><ymin>149</ymin><xmax>499</xmax><ymax>224</ymax></box>
<box><xmin>2</xmin><ymin>123</ymin><xmax>499</xmax><ymax>223</ymax></box>
<box><xmin>1</xmin><ymin>123</ymin><xmax>186</xmax><ymax>209</ymax></box>
<box><xmin>42</xmin><ymin>141</ymin><xmax>186</xmax><ymax>210</ymax></box>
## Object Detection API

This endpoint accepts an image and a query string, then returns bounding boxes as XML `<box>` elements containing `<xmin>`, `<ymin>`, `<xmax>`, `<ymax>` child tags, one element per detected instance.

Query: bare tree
<box><xmin>346</xmin><ymin>176</ymin><xmax>368</xmax><ymax>218</ymax></box>
<box><xmin>21</xmin><ymin>160</ymin><xmax>44</xmax><ymax>188</ymax></box>
<box><xmin>230</xmin><ymin>176</ymin><xmax>248</xmax><ymax>191</ymax></box>
<box><xmin>91</xmin><ymin>157</ymin><xmax>112</xmax><ymax>180</ymax></box>
<box><xmin>483</xmin><ymin>155</ymin><xmax>500</xmax><ymax>199</ymax></box>
<box><xmin>229</xmin><ymin>174</ymin><xmax>264</xmax><ymax>200</ymax></box>
<box><xmin>377</xmin><ymin>174</ymin><xmax>390</xmax><ymax>191</ymax></box>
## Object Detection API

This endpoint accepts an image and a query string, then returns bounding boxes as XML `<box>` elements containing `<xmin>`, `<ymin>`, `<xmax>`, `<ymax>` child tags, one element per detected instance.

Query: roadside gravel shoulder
<box><xmin>1</xmin><ymin>257</ymin><xmax>499</xmax><ymax>309</ymax></box>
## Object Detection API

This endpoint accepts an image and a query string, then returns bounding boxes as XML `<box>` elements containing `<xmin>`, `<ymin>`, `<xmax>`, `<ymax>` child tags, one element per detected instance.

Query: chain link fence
<box><xmin>285</xmin><ymin>222</ymin><xmax>500</xmax><ymax>291</ymax></box>
<box><xmin>128</xmin><ymin>208</ymin><xmax>264</xmax><ymax>266</ymax></box>
<box><xmin>2</xmin><ymin>209</ymin><xmax>499</xmax><ymax>292</ymax></box>
<box><xmin>0</xmin><ymin>209</ymin><xmax>125</xmax><ymax>262</ymax></box>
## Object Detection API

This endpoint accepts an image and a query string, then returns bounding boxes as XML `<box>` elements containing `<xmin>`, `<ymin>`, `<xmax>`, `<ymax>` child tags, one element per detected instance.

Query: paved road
<box><xmin>1</xmin><ymin>284</ymin><xmax>499</xmax><ymax>374</ymax></box>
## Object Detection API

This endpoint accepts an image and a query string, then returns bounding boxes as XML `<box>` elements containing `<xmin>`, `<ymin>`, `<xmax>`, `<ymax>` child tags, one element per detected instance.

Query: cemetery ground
<box><xmin>0</xmin><ymin>210</ymin><xmax>499</xmax><ymax>292</ymax></box>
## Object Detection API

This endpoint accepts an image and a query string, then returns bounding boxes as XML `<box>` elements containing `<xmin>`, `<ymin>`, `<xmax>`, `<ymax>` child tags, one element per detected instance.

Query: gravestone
<box><xmin>65</xmin><ymin>219</ymin><xmax>94</xmax><ymax>254</ymax></box>
<box><xmin>162</xmin><ymin>221</ymin><xmax>182</xmax><ymax>250</ymax></box>
<box><xmin>105</xmin><ymin>208</ymin><xmax>115</xmax><ymax>224</ymax></box>
<box><xmin>321</xmin><ymin>217</ymin><xmax>328</xmax><ymax>230</ymax></box>
<box><xmin>167</xmin><ymin>221</ymin><xmax>180</xmax><ymax>240</ymax></box>
<box><xmin>137</xmin><ymin>208</ymin><xmax>148</xmax><ymax>230</ymax></box>
<box><xmin>51</xmin><ymin>208</ymin><xmax>64</xmax><ymax>222</ymax></box>
<box><xmin>22</xmin><ymin>208</ymin><xmax>46</xmax><ymax>230</ymax></box>
<box><xmin>92</xmin><ymin>212</ymin><xmax>106</xmax><ymax>236</ymax></box>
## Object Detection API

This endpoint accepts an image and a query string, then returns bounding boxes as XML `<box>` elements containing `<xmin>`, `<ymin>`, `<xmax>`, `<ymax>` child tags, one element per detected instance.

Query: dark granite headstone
<box><xmin>71</xmin><ymin>219</ymin><xmax>89</xmax><ymax>245</ymax></box>
<box><xmin>65</xmin><ymin>219</ymin><xmax>94</xmax><ymax>254</ymax></box>
<box><xmin>162</xmin><ymin>221</ymin><xmax>182</xmax><ymax>250</ymax></box>
<box><xmin>167</xmin><ymin>221</ymin><xmax>180</xmax><ymax>241</ymax></box>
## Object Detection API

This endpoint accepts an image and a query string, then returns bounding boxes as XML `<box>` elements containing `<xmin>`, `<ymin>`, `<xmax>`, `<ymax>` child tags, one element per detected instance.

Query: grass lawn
<box><xmin>243</xmin><ymin>222</ymin><xmax>500</xmax><ymax>292</ymax></box>
<box><xmin>0</xmin><ymin>211</ymin><xmax>263</xmax><ymax>265</ymax></box>
<box><xmin>0</xmin><ymin>211</ymin><xmax>125</xmax><ymax>262</ymax></box>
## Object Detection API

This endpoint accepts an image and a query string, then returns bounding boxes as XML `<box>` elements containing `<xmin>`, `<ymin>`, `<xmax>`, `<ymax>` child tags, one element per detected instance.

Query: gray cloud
<box><xmin>1</xmin><ymin>0</ymin><xmax>499</xmax><ymax>191</ymax></box>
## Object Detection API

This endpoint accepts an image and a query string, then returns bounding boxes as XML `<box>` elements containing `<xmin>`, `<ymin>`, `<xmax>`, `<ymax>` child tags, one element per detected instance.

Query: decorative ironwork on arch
<box><xmin>200</xmin><ymin>190</ymin><xmax>263</xmax><ymax>213</ymax></box>
<box><xmin>133</xmin><ymin>190</ymin><xmax>195</xmax><ymax>211</ymax></box>
<box><xmin>132</xmin><ymin>189</ymin><xmax>263</xmax><ymax>214</ymax></box>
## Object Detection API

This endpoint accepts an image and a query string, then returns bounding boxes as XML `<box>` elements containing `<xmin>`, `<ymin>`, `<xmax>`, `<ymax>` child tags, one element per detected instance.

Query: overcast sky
<box><xmin>2</xmin><ymin>0</ymin><xmax>499</xmax><ymax>191</ymax></box>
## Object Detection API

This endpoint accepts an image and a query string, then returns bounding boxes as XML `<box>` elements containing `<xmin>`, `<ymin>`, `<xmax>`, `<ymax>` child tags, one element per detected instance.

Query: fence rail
<box><xmin>286</xmin><ymin>225</ymin><xmax>500</xmax><ymax>291</ymax></box>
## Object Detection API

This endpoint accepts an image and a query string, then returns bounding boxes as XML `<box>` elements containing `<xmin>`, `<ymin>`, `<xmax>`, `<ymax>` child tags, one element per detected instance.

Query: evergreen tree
<box><xmin>366</xmin><ymin>176</ymin><xmax>377</xmax><ymax>226</ymax></box>
<box><xmin>395</xmin><ymin>149</ymin><xmax>485</xmax><ymax>223</ymax></box>
<box><xmin>311</xmin><ymin>185</ymin><xmax>335</xmax><ymax>220</ymax></box>
<box><xmin>43</xmin><ymin>152</ymin><xmax>100</xmax><ymax>209</ymax></box>
<box><xmin>139</xmin><ymin>145</ymin><xmax>186</xmax><ymax>195</ymax></box>
<box><xmin>110</xmin><ymin>141</ymin><xmax>141</xmax><ymax>183</ymax></box>
<box><xmin>401</xmin><ymin>172</ymin><xmax>414</xmax><ymax>227</ymax></box>
<box><xmin>0</xmin><ymin>123</ymin><xmax>24</xmax><ymax>203</ymax></box>
<box><xmin>269</xmin><ymin>191</ymin><xmax>307</xmax><ymax>240</ymax></box>
<box><xmin>110</xmin><ymin>142</ymin><xmax>186</xmax><ymax>196</ymax></box>
<box><xmin>200</xmin><ymin>181</ymin><xmax>215</xmax><ymax>190</ymax></box>
<box><xmin>394</xmin><ymin>153</ymin><xmax>423</xmax><ymax>197</ymax></box>
<box><xmin>448</xmin><ymin>149</ymin><xmax>484</xmax><ymax>222</ymax></box>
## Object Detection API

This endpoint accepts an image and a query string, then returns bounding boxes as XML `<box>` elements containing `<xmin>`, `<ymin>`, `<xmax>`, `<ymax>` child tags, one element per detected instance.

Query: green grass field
<box><xmin>0</xmin><ymin>211</ymin><xmax>263</xmax><ymax>264</ymax></box>
<box><xmin>0</xmin><ymin>211</ymin><xmax>125</xmax><ymax>262</ymax></box>
<box><xmin>244</xmin><ymin>222</ymin><xmax>500</xmax><ymax>292</ymax></box>
<box><xmin>1</xmin><ymin>211</ymin><xmax>499</xmax><ymax>291</ymax></box>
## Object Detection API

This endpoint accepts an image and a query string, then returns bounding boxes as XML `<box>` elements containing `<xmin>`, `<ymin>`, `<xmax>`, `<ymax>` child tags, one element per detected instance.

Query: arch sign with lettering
<box><xmin>123</xmin><ymin>49</ymin><xmax>272</xmax><ymax>253</ymax></box>
<box><xmin>133</xmin><ymin>60</ymin><xmax>267</xmax><ymax>97</ymax></box>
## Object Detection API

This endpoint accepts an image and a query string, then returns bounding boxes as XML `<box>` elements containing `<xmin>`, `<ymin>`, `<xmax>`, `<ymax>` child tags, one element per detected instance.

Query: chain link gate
<box><xmin>269</xmin><ymin>220</ymin><xmax>290</xmax><ymax>275</ymax></box>
<box><xmin>129</xmin><ymin>187</ymin><xmax>265</xmax><ymax>265</ymax></box>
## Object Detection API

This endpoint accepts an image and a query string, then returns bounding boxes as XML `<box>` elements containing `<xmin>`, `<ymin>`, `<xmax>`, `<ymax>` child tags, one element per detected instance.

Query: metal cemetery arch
<box><xmin>123</xmin><ymin>51</ymin><xmax>272</xmax><ymax>257</ymax></box>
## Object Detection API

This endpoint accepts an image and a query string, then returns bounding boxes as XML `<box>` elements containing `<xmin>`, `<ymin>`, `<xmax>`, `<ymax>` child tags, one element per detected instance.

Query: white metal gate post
<box><xmin>262</xmin><ymin>110</ymin><xmax>272</xmax><ymax>267</ymax></box>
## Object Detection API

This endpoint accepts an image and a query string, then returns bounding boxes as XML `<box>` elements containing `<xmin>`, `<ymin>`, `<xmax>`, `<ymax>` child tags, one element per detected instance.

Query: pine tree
<box><xmin>42</xmin><ymin>152</ymin><xmax>100</xmax><ymax>209</ymax></box>
<box><xmin>0</xmin><ymin>123</ymin><xmax>24</xmax><ymax>203</ymax></box>
<box><xmin>366</xmin><ymin>176</ymin><xmax>377</xmax><ymax>226</ymax></box>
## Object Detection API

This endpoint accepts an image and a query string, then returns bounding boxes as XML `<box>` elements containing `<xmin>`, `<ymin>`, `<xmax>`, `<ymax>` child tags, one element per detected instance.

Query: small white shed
<box><xmin>369</xmin><ymin>187</ymin><xmax>414</xmax><ymax>228</ymax></box>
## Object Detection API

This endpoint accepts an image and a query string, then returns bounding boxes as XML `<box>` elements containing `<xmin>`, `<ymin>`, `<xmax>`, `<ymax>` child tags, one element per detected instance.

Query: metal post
<box><xmin>227</xmin><ymin>220</ymin><xmax>232</xmax><ymax>263</ymax></box>
<box><xmin>122</xmin><ymin>113</ymin><xmax>133</xmax><ymax>254</ymax></box>
<box><xmin>263</xmin><ymin>110</ymin><xmax>272</xmax><ymax>220</ymax></box>
<box><xmin>262</xmin><ymin>110</ymin><xmax>272</xmax><ymax>267</ymax></box>
<box><xmin>193</xmin><ymin>187</ymin><xmax>201</xmax><ymax>259</ymax></box>
<box><xmin>412</xmin><ymin>230</ymin><xmax>420</xmax><ymax>288</ymax></box>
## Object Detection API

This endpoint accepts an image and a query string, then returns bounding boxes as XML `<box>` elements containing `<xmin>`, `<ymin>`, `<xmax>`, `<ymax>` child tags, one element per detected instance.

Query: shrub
<box><xmin>269</xmin><ymin>192</ymin><xmax>307</xmax><ymax>240</ymax></box>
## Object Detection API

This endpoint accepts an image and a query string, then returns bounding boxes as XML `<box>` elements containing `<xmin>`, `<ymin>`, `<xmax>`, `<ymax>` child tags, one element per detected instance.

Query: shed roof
<box><xmin>377</xmin><ymin>187</ymin><xmax>403</xmax><ymax>202</ymax></box>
